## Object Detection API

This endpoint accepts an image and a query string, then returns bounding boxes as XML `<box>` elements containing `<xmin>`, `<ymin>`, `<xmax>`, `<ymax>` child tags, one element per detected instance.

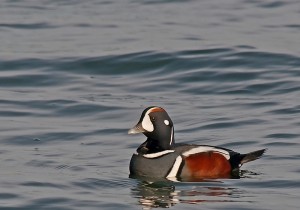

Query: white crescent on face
<box><xmin>141</xmin><ymin>109</ymin><xmax>154</xmax><ymax>132</ymax></box>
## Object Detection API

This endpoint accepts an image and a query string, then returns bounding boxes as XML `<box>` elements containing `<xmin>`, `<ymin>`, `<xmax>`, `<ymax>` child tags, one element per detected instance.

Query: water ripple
<box><xmin>0</xmin><ymin>22</ymin><xmax>56</xmax><ymax>30</ymax></box>
<box><xmin>265</xmin><ymin>133</ymin><xmax>300</xmax><ymax>139</ymax></box>
<box><xmin>0</xmin><ymin>0</ymin><xmax>299</xmax><ymax>209</ymax></box>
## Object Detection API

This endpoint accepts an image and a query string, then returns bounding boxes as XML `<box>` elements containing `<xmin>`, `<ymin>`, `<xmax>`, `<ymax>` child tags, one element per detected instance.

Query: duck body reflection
<box><xmin>130</xmin><ymin>172</ymin><xmax>251</xmax><ymax>209</ymax></box>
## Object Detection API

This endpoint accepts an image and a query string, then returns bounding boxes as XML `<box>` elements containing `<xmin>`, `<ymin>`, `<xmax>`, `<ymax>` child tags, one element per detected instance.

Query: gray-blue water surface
<box><xmin>0</xmin><ymin>0</ymin><xmax>300</xmax><ymax>209</ymax></box>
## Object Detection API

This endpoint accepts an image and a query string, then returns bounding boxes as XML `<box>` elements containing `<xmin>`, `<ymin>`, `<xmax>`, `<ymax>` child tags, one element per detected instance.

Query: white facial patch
<box><xmin>141</xmin><ymin>109</ymin><xmax>154</xmax><ymax>132</ymax></box>
<box><xmin>164</xmin><ymin>120</ymin><xmax>170</xmax><ymax>126</ymax></box>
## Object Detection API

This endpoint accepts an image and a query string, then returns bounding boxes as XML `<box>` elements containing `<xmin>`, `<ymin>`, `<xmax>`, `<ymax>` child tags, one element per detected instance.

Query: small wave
<box><xmin>0</xmin><ymin>22</ymin><xmax>56</xmax><ymax>30</ymax></box>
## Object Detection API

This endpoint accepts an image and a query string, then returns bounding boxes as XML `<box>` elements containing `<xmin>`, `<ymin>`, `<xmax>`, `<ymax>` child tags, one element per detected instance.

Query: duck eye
<box><xmin>164</xmin><ymin>120</ymin><xmax>170</xmax><ymax>126</ymax></box>
<box><xmin>150</xmin><ymin>116</ymin><xmax>155</xmax><ymax>122</ymax></box>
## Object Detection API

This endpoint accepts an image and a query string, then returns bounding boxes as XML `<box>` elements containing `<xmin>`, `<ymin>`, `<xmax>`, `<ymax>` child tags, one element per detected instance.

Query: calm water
<box><xmin>1</xmin><ymin>0</ymin><xmax>300</xmax><ymax>209</ymax></box>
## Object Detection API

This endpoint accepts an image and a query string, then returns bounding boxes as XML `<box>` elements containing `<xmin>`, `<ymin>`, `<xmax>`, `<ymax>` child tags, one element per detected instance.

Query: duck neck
<box><xmin>137</xmin><ymin>135</ymin><xmax>175</xmax><ymax>155</ymax></box>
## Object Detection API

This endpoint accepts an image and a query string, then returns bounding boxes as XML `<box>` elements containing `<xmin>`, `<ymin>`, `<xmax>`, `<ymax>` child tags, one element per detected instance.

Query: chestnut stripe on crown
<box><xmin>150</xmin><ymin>107</ymin><xmax>165</xmax><ymax>113</ymax></box>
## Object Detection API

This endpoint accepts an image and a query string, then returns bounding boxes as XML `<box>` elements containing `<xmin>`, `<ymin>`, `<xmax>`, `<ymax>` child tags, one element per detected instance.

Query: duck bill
<box><xmin>128</xmin><ymin>123</ymin><xmax>146</xmax><ymax>134</ymax></box>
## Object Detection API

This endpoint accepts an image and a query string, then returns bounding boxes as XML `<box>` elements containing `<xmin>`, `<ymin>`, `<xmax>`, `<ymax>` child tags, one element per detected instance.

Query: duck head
<box><xmin>128</xmin><ymin>106</ymin><xmax>175</xmax><ymax>150</ymax></box>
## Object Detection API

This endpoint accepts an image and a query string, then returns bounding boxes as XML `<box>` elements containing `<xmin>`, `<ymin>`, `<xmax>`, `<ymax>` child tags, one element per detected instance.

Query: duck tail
<box><xmin>240</xmin><ymin>149</ymin><xmax>267</xmax><ymax>165</ymax></box>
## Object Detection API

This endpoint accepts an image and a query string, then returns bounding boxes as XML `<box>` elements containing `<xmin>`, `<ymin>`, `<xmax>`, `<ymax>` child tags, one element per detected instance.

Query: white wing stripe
<box><xmin>182</xmin><ymin>146</ymin><xmax>230</xmax><ymax>160</ymax></box>
<box><xmin>167</xmin><ymin>156</ymin><xmax>183</xmax><ymax>178</ymax></box>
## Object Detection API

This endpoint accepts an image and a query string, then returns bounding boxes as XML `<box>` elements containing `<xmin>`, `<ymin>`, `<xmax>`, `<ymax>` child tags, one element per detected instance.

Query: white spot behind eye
<box><xmin>164</xmin><ymin>120</ymin><xmax>169</xmax><ymax>125</ymax></box>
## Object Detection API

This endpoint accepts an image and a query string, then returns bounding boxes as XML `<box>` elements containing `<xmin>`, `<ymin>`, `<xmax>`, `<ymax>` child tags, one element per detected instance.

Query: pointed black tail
<box><xmin>240</xmin><ymin>149</ymin><xmax>267</xmax><ymax>165</ymax></box>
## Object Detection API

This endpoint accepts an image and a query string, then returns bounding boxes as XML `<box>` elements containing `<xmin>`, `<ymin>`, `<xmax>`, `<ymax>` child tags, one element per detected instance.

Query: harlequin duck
<box><xmin>128</xmin><ymin>106</ymin><xmax>266</xmax><ymax>180</ymax></box>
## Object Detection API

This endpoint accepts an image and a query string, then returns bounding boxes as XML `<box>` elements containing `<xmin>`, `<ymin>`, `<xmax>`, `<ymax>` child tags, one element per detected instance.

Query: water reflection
<box><xmin>130</xmin><ymin>173</ymin><xmax>249</xmax><ymax>209</ymax></box>
<box><xmin>132</xmin><ymin>181</ymin><xmax>177</xmax><ymax>208</ymax></box>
